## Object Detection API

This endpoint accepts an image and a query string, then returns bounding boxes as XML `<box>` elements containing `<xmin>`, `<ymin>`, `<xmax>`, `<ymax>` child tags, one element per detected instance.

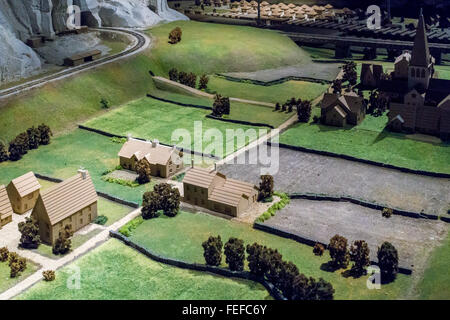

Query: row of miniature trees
<box><xmin>168</xmin><ymin>68</ymin><xmax>209</xmax><ymax>90</ymax></box>
<box><xmin>202</xmin><ymin>235</ymin><xmax>334</xmax><ymax>300</ymax></box>
<box><xmin>0</xmin><ymin>124</ymin><xmax>52</xmax><ymax>162</ymax></box>
<box><xmin>0</xmin><ymin>247</ymin><xmax>27</xmax><ymax>278</ymax></box>
<box><xmin>314</xmin><ymin>234</ymin><xmax>399</xmax><ymax>282</ymax></box>
<box><xmin>141</xmin><ymin>183</ymin><xmax>181</xmax><ymax>219</ymax></box>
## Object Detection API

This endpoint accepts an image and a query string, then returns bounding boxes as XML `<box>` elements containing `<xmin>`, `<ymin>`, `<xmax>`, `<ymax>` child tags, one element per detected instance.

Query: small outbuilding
<box><xmin>6</xmin><ymin>172</ymin><xmax>41</xmax><ymax>214</ymax></box>
<box><xmin>321</xmin><ymin>92</ymin><xmax>366</xmax><ymax>127</ymax></box>
<box><xmin>0</xmin><ymin>185</ymin><xmax>13</xmax><ymax>228</ymax></box>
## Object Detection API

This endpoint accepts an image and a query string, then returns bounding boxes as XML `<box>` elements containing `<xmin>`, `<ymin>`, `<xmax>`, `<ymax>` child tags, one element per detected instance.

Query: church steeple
<box><xmin>410</xmin><ymin>9</ymin><xmax>431</xmax><ymax>67</ymax></box>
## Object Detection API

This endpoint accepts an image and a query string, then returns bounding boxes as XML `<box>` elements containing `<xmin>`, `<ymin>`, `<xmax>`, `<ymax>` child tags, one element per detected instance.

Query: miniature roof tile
<box><xmin>183</xmin><ymin>167</ymin><xmax>216</xmax><ymax>189</ymax></box>
<box><xmin>410</xmin><ymin>12</ymin><xmax>431</xmax><ymax>67</ymax></box>
<box><xmin>40</xmin><ymin>171</ymin><xmax>97</xmax><ymax>226</ymax></box>
<box><xmin>0</xmin><ymin>185</ymin><xmax>13</xmax><ymax>220</ymax></box>
<box><xmin>9</xmin><ymin>172</ymin><xmax>41</xmax><ymax>198</ymax></box>
<box><xmin>118</xmin><ymin>138</ymin><xmax>177</xmax><ymax>166</ymax></box>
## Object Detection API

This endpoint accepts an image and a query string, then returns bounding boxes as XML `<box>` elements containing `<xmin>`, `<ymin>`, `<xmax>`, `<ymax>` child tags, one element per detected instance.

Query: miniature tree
<box><xmin>0</xmin><ymin>247</ymin><xmax>9</xmax><ymax>262</ymax></box>
<box><xmin>53</xmin><ymin>225</ymin><xmax>73</xmax><ymax>255</ymax></box>
<box><xmin>18</xmin><ymin>216</ymin><xmax>41</xmax><ymax>249</ymax></box>
<box><xmin>331</xmin><ymin>79</ymin><xmax>342</xmax><ymax>95</ymax></box>
<box><xmin>141</xmin><ymin>190</ymin><xmax>161</xmax><ymax>219</ymax></box>
<box><xmin>382</xmin><ymin>208</ymin><xmax>393</xmax><ymax>218</ymax></box>
<box><xmin>198</xmin><ymin>74</ymin><xmax>209</xmax><ymax>90</ymax></box>
<box><xmin>8</xmin><ymin>133</ymin><xmax>29</xmax><ymax>161</ymax></box>
<box><xmin>224</xmin><ymin>237</ymin><xmax>245</xmax><ymax>271</ymax></box>
<box><xmin>377</xmin><ymin>242</ymin><xmax>399</xmax><ymax>282</ymax></box>
<box><xmin>141</xmin><ymin>183</ymin><xmax>181</xmax><ymax>218</ymax></box>
<box><xmin>38</xmin><ymin>123</ymin><xmax>53</xmax><ymax>145</ymax></box>
<box><xmin>275</xmin><ymin>103</ymin><xmax>281</xmax><ymax>111</ymax></box>
<box><xmin>304</xmin><ymin>277</ymin><xmax>334</xmax><ymax>300</ymax></box>
<box><xmin>212</xmin><ymin>94</ymin><xmax>230</xmax><ymax>117</ymax></box>
<box><xmin>135</xmin><ymin>159</ymin><xmax>151</xmax><ymax>184</ymax></box>
<box><xmin>186</xmin><ymin>72</ymin><xmax>197</xmax><ymax>88</ymax></box>
<box><xmin>343</xmin><ymin>61</ymin><xmax>357</xmax><ymax>87</ymax></box>
<box><xmin>349</xmin><ymin>240</ymin><xmax>370</xmax><ymax>276</ymax></box>
<box><xmin>43</xmin><ymin>270</ymin><xmax>56</xmax><ymax>282</ymax></box>
<box><xmin>328</xmin><ymin>234</ymin><xmax>350</xmax><ymax>269</ymax></box>
<box><xmin>297</xmin><ymin>100</ymin><xmax>312</xmax><ymax>123</ymax></box>
<box><xmin>313</xmin><ymin>243</ymin><xmax>325</xmax><ymax>256</ymax></box>
<box><xmin>265</xmin><ymin>248</ymin><xmax>283</xmax><ymax>284</ymax></box>
<box><xmin>202</xmin><ymin>235</ymin><xmax>223</xmax><ymax>266</ymax></box>
<box><xmin>27</xmin><ymin>126</ymin><xmax>40</xmax><ymax>150</ymax></box>
<box><xmin>178</xmin><ymin>71</ymin><xmax>189</xmax><ymax>85</ymax></box>
<box><xmin>100</xmin><ymin>98</ymin><xmax>110</xmax><ymax>109</ymax></box>
<box><xmin>168</xmin><ymin>68</ymin><xmax>179</xmax><ymax>81</ymax></box>
<box><xmin>246</xmin><ymin>242</ymin><xmax>270</xmax><ymax>276</ymax></box>
<box><xmin>0</xmin><ymin>141</ymin><xmax>9</xmax><ymax>162</ymax></box>
<box><xmin>168</xmin><ymin>27</ymin><xmax>182</xmax><ymax>44</ymax></box>
<box><xmin>8</xmin><ymin>252</ymin><xmax>27</xmax><ymax>278</ymax></box>
<box><xmin>277</xmin><ymin>260</ymin><xmax>299</xmax><ymax>299</ymax></box>
<box><xmin>258</xmin><ymin>174</ymin><xmax>274</xmax><ymax>201</ymax></box>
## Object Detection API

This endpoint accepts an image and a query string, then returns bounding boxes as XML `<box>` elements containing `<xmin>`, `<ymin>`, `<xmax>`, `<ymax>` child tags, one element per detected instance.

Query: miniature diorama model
<box><xmin>118</xmin><ymin>137</ymin><xmax>184</xmax><ymax>178</ymax></box>
<box><xmin>6</xmin><ymin>172</ymin><xmax>41</xmax><ymax>215</ymax></box>
<box><xmin>320</xmin><ymin>91</ymin><xmax>365</xmax><ymax>127</ymax></box>
<box><xmin>31</xmin><ymin>170</ymin><xmax>98</xmax><ymax>245</ymax></box>
<box><xmin>0</xmin><ymin>185</ymin><xmax>13</xmax><ymax>228</ymax></box>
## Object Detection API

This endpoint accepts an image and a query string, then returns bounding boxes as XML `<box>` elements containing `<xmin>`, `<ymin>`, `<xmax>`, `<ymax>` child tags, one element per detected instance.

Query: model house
<box><xmin>360</xmin><ymin>64</ymin><xmax>384</xmax><ymax>88</ymax></box>
<box><xmin>31</xmin><ymin>169</ymin><xmax>98</xmax><ymax>245</ymax></box>
<box><xmin>6</xmin><ymin>172</ymin><xmax>41</xmax><ymax>214</ymax></box>
<box><xmin>118</xmin><ymin>137</ymin><xmax>184</xmax><ymax>178</ymax></box>
<box><xmin>380</xmin><ymin>12</ymin><xmax>450</xmax><ymax>140</ymax></box>
<box><xmin>0</xmin><ymin>185</ymin><xmax>13</xmax><ymax>228</ymax></box>
<box><xmin>320</xmin><ymin>91</ymin><xmax>366</xmax><ymax>127</ymax></box>
<box><xmin>183</xmin><ymin>167</ymin><xmax>258</xmax><ymax>217</ymax></box>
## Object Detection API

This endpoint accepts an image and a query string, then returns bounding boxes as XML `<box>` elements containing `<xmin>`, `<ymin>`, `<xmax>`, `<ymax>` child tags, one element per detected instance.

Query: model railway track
<box><xmin>0</xmin><ymin>27</ymin><xmax>148</xmax><ymax>100</ymax></box>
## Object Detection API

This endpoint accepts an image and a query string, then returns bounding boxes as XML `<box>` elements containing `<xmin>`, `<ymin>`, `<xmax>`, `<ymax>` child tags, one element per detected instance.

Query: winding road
<box><xmin>0</xmin><ymin>27</ymin><xmax>151</xmax><ymax>100</ymax></box>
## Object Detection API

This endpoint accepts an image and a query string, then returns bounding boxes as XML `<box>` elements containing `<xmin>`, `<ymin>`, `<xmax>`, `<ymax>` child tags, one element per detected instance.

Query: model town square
<box><xmin>0</xmin><ymin>0</ymin><xmax>449</xmax><ymax>308</ymax></box>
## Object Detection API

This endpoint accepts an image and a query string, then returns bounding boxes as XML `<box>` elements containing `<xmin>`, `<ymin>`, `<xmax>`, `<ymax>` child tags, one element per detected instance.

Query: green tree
<box><xmin>18</xmin><ymin>217</ymin><xmax>41</xmax><ymax>249</ymax></box>
<box><xmin>258</xmin><ymin>174</ymin><xmax>274</xmax><ymax>201</ymax></box>
<box><xmin>277</xmin><ymin>260</ymin><xmax>300</xmax><ymax>299</ymax></box>
<box><xmin>198</xmin><ymin>74</ymin><xmax>209</xmax><ymax>90</ymax></box>
<box><xmin>8</xmin><ymin>133</ymin><xmax>29</xmax><ymax>161</ymax></box>
<box><xmin>224</xmin><ymin>237</ymin><xmax>245</xmax><ymax>271</ymax></box>
<box><xmin>141</xmin><ymin>191</ymin><xmax>161</xmax><ymax>219</ymax></box>
<box><xmin>0</xmin><ymin>141</ymin><xmax>9</xmax><ymax>162</ymax></box>
<box><xmin>377</xmin><ymin>242</ymin><xmax>399</xmax><ymax>282</ymax></box>
<box><xmin>246</xmin><ymin>243</ymin><xmax>270</xmax><ymax>276</ymax></box>
<box><xmin>38</xmin><ymin>124</ymin><xmax>53</xmax><ymax>145</ymax></box>
<box><xmin>27</xmin><ymin>126</ymin><xmax>41</xmax><ymax>149</ymax></box>
<box><xmin>135</xmin><ymin>159</ymin><xmax>151</xmax><ymax>184</ymax></box>
<box><xmin>349</xmin><ymin>240</ymin><xmax>370</xmax><ymax>276</ymax></box>
<box><xmin>328</xmin><ymin>234</ymin><xmax>350</xmax><ymax>269</ymax></box>
<box><xmin>0</xmin><ymin>247</ymin><xmax>9</xmax><ymax>262</ymax></box>
<box><xmin>141</xmin><ymin>183</ymin><xmax>181</xmax><ymax>218</ymax></box>
<box><xmin>53</xmin><ymin>225</ymin><xmax>73</xmax><ymax>255</ymax></box>
<box><xmin>297</xmin><ymin>99</ymin><xmax>312</xmax><ymax>123</ymax></box>
<box><xmin>202</xmin><ymin>235</ymin><xmax>223</xmax><ymax>266</ymax></box>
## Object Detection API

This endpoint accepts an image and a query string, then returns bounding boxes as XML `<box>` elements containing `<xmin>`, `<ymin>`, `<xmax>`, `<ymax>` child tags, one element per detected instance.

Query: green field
<box><xmin>127</xmin><ymin>211</ymin><xmax>411</xmax><ymax>300</ymax></box>
<box><xmin>83</xmin><ymin>97</ymin><xmax>272</xmax><ymax>157</ymax></box>
<box><xmin>17</xmin><ymin>239</ymin><xmax>271</xmax><ymax>300</ymax></box>
<box><xmin>280</xmin><ymin>108</ymin><xmax>450</xmax><ymax>174</ymax></box>
<box><xmin>417</xmin><ymin>233</ymin><xmax>450</xmax><ymax>300</ymax></box>
<box><xmin>0</xmin><ymin>258</ymin><xmax>39</xmax><ymax>294</ymax></box>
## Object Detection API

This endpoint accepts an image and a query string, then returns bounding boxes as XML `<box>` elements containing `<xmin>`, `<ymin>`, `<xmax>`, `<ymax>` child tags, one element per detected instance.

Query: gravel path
<box><xmin>218</xmin><ymin>145</ymin><xmax>450</xmax><ymax>217</ymax></box>
<box><xmin>263</xmin><ymin>199</ymin><xmax>448</xmax><ymax>270</ymax></box>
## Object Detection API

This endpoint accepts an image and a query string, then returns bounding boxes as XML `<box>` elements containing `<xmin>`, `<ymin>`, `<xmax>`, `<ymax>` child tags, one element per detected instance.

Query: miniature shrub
<box><xmin>93</xmin><ymin>215</ymin><xmax>108</xmax><ymax>225</ymax></box>
<box><xmin>258</xmin><ymin>174</ymin><xmax>274</xmax><ymax>201</ymax></box>
<box><xmin>212</xmin><ymin>94</ymin><xmax>230</xmax><ymax>117</ymax></box>
<box><xmin>141</xmin><ymin>183</ymin><xmax>181</xmax><ymax>219</ymax></box>
<box><xmin>224</xmin><ymin>237</ymin><xmax>245</xmax><ymax>271</ymax></box>
<box><xmin>38</xmin><ymin>123</ymin><xmax>52</xmax><ymax>145</ymax></box>
<box><xmin>119</xmin><ymin>216</ymin><xmax>144</xmax><ymax>237</ymax></box>
<box><xmin>0</xmin><ymin>247</ymin><xmax>9</xmax><ymax>262</ymax></box>
<box><xmin>18</xmin><ymin>217</ymin><xmax>41</xmax><ymax>249</ymax></box>
<box><xmin>8</xmin><ymin>132</ymin><xmax>28</xmax><ymax>161</ymax></box>
<box><xmin>198</xmin><ymin>74</ymin><xmax>209</xmax><ymax>90</ymax></box>
<box><xmin>110</xmin><ymin>137</ymin><xmax>127</xmax><ymax>144</ymax></box>
<box><xmin>328</xmin><ymin>234</ymin><xmax>350</xmax><ymax>269</ymax></box>
<box><xmin>53</xmin><ymin>225</ymin><xmax>73</xmax><ymax>255</ymax></box>
<box><xmin>377</xmin><ymin>242</ymin><xmax>399</xmax><ymax>282</ymax></box>
<box><xmin>0</xmin><ymin>141</ymin><xmax>9</xmax><ymax>162</ymax></box>
<box><xmin>43</xmin><ymin>270</ymin><xmax>56</xmax><ymax>282</ymax></box>
<box><xmin>313</xmin><ymin>243</ymin><xmax>325</xmax><ymax>256</ymax></box>
<box><xmin>169</xmin><ymin>27</ymin><xmax>182</xmax><ymax>44</ymax></box>
<box><xmin>135</xmin><ymin>159</ymin><xmax>152</xmax><ymax>184</ymax></box>
<box><xmin>382</xmin><ymin>208</ymin><xmax>393</xmax><ymax>218</ymax></box>
<box><xmin>100</xmin><ymin>98</ymin><xmax>110</xmax><ymax>109</ymax></box>
<box><xmin>349</xmin><ymin>240</ymin><xmax>371</xmax><ymax>276</ymax></box>
<box><xmin>256</xmin><ymin>192</ymin><xmax>290</xmax><ymax>222</ymax></box>
<box><xmin>27</xmin><ymin>126</ymin><xmax>40</xmax><ymax>150</ymax></box>
<box><xmin>297</xmin><ymin>99</ymin><xmax>312</xmax><ymax>123</ymax></box>
<box><xmin>202</xmin><ymin>235</ymin><xmax>223</xmax><ymax>266</ymax></box>
<box><xmin>8</xmin><ymin>252</ymin><xmax>27</xmax><ymax>278</ymax></box>
<box><xmin>172</xmin><ymin>172</ymin><xmax>186</xmax><ymax>182</ymax></box>
<box><xmin>101</xmin><ymin>176</ymin><xmax>139</xmax><ymax>188</ymax></box>
<box><xmin>169</xmin><ymin>68</ymin><xmax>179</xmax><ymax>81</ymax></box>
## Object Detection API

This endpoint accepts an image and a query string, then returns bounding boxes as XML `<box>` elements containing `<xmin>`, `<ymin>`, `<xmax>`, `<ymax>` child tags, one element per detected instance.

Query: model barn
<box><xmin>31</xmin><ymin>170</ymin><xmax>98</xmax><ymax>245</ymax></box>
<box><xmin>183</xmin><ymin>167</ymin><xmax>258</xmax><ymax>217</ymax></box>
<box><xmin>320</xmin><ymin>91</ymin><xmax>365</xmax><ymax>127</ymax></box>
<box><xmin>118</xmin><ymin>137</ymin><xmax>184</xmax><ymax>178</ymax></box>
<box><xmin>6</xmin><ymin>172</ymin><xmax>41</xmax><ymax>214</ymax></box>
<box><xmin>0</xmin><ymin>185</ymin><xmax>13</xmax><ymax>228</ymax></box>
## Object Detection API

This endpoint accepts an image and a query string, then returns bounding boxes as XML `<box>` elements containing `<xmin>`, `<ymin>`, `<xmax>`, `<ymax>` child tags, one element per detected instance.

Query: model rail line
<box><xmin>0</xmin><ymin>27</ymin><xmax>147</xmax><ymax>100</ymax></box>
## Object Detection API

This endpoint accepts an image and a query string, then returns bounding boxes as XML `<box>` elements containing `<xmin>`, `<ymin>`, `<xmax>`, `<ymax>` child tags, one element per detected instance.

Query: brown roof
<box><xmin>183</xmin><ymin>167</ymin><xmax>216</xmax><ymax>189</ymax></box>
<box><xmin>333</xmin><ymin>105</ymin><xmax>347</xmax><ymax>118</ymax></box>
<box><xmin>0</xmin><ymin>185</ymin><xmax>13</xmax><ymax>220</ymax></box>
<box><xmin>438</xmin><ymin>95</ymin><xmax>450</xmax><ymax>110</ymax></box>
<box><xmin>39</xmin><ymin>171</ymin><xmax>97</xmax><ymax>226</ymax></box>
<box><xmin>410</xmin><ymin>13</ymin><xmax>431</xmax><ymax>67</ymax></box>
<box><xmin>118</xmin><ymin>138</ymin><xmax>178</xmax><ymax>166</ymax></box>
<box><xmin>321</xmin><ymin>92</ymin><xmax>363</xmax><ymax>115</ymax></box>
<box><xmin>9</xmin><ymin>172</ymin><xmax>41</xmax><ymax>198</ymax></box>
<box><xmin>395</xmin><ymin>51</ymin><xmax>411</xmax><ymax>64</ymax></box>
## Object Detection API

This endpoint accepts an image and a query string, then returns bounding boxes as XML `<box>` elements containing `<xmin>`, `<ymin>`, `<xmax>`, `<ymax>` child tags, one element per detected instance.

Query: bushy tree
<box><xmin>18</xmin><ymin>217</ymin><xmax>41</xmax><ymax>249</ymax></box>
<box><xmin>382</xmin><ymin>207</ymin><xmax>393</xmax><ymax>218</ymax></box>
<box><xmin>169</xmin><ymin>27</ymin><xmax>182</xmax><ymax>44</ymax></box>
<box><xmin>368</xmin><ymin>90</ymin><xmax>388</xmax><ymax>117</ymax></box>
<box><xmin>27</xmin><ymin>126</ymin><xmax>40</xmax><ymax>149</ymax></box>
<box><xmin>169</xmin><ymin>68</ymin><xmax>179</xmax><ymax>81</ymax></box>
<box><xmin>246</xmin><ymin>243</ymin><xmax>270</xmax><ymax>276</ymax></box>
<box><xmin>349</xmin><ymin>240</ymin><xmax>370</xmax><ymax>276</ymax></box>
<box><xmin>343</xmin><ymin>61</ymin><xmax>358</xmax><ymax>86</ymax></box>
<box><xmin>135</xmin><ymin>159</ymin><xmax>151</xmax><ymax>184</ymax></box>
<box><xmin>8</xmin><ymin>252</ymin><xmax>27</xmax><ymax>278</ymax></box>
<box><xmin>313</xmin><ymin>243</ymin><xmax>325</xmax><ymax>256</ymax></box>
<box><xmin>275</xmin><ymin>103</ymin><xmax>281</xmax><ymax>111</ymax></box>
<box><xmin>38</xmin><ymin>124</ymin><xmax>52</xmax><ymax>145</ymax></box>
<box><xmin>141</xmin><ymin>183</ymin><xmax>181</xmax><ymax>218</ymax></box>
<box><xmin>100</xmin><ymin>98</ymin><xmax>110</xmax><ymax>109</ymax></box>
<box><xmin>212</xmin><ymin>94</ymin><xmax>230</xmax><ymax>117</ymax></box>
<box><xmin>277</xmin><ymin>260</ymin><xmax>299</xmax><ymax>299</ymax></box>
<box><xmin>0</xmin><ymin>141</ymin><xmax>8</xmax><ymax>162</ymax></box>
<box><xmin>0</xmin><ymin>247</ymin><xmax>9</xmax><ymax>262</ymax></box>
<box><xmin>43</xmin><ymin>270</ymin><xmax>56</xmax><ymax>281</ymax></box>
<box><xmin>8</xmin><ymin>133</ymin><xmax>29</xmax><ymax>161</ymax></box>
<box><xmin>328</xmin><ymin>234</ymin><xmax>350</xmax><ymax>269</ymax></box>
<box><xmin>141</xmin><ymin>191</ymin><xmax>161</xmax><ymax>219</ymax></box>
<box><xmin>331</xmin><ymin>79</ymin><xmax>342</xmax><ymax>95</ymax></box>
<box><xmin>377</xmin><ymin>242</ymin><xmax>399</xmax><ymax>282</ymax></box>
<box><xmin>297</xmin><ymin>100</ymin><xmax>312</xmax><ymax>123</ymax></box>
<box><xmin>198</xmin><ymin>74</ymin><xmax>209</xmax><ymax>90</ymax></box>
<box><xmin>265</xmin><ymin>248</ymin><xmax>284</xmax><ymax>284</ymax></box>
<box><xmin>53</xmin><ymin>225</ymin><xmax>73</xmax><ymax>255</ymax></box>
<box><xmin>202</xmin><ymin>235</ymin><xmax>223</xmax><ymax>266</ymax></box>
<box><xmin>258</xmin><ymin>175</ymin><xmax>274</xmax><ymax>201</ymax></box>
<box><xmin>224</xmin><ymin>237</ymin><xmax>245</xmax><ymax>271</ymax></box>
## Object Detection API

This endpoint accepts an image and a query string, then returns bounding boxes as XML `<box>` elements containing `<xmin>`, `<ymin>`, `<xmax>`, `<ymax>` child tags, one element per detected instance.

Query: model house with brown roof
<box><xmin>31</xmin><ymin>169</ymin><xmax>98</xmax><ymax>245</ymax></box>
<box><xmin>183</xmin><ymin>167</ymin><xmax>258</xmax><ymax>217</ymax></box>
<box><xmin>6</xmin><ymin>172</ymin><xmax>41</xmax><ymax>214</ymax></box>
<box><xmin>118</xmin><ymin>137</ymin><xmax>184</xmax><ymax>178</ymax></box>
<box><xmin>0</xmin><ymin>185</ymin><xmax>13</xmax><ymax>228</ymax></box>
<box><xmin>360</xmin><ymin>63</ymin><xmax>384</xmax><ymax>88</ymax></box>
<box><xmin>320</xmin><ymin>91</ymin><xmax>366</xmax><ymax>127</ymax></box>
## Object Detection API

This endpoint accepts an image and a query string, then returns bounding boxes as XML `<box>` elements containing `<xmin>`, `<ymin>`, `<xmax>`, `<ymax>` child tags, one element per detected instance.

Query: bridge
<box><xmin>281</xmin><ymin>31</ymin><xmax>450</xmax><ymax>63</ymax></box>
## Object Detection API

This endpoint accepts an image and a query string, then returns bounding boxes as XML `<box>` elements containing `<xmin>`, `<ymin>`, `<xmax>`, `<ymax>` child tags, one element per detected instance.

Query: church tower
<box><xmin>408</xmin><ymin>10</ymin><xmax>434</xmax><ymax>91</ymax></box>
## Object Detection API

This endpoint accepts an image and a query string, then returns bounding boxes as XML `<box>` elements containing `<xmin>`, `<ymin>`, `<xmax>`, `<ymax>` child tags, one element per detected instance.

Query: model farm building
<box><xmin>6</xmin><ymin>172</ymin><xmax>41</xmax><ymax>214</ymax></box>
<box><xmin>0</xmin><ymin>185</ymin><xmax>13</xmax><ymax>228</ymax></box>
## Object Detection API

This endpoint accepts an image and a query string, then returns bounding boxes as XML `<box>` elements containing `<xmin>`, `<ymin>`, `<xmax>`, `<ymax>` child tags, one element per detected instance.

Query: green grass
<box><xmin>17</xmin><ymin>239</ymin><xmax>271</xmax><ymax>300</ymax></box>
<box><xmin>0</xmin><ymin>258</ymin><xmax>40</xmax><ymax>294</ymax></box>
<box><xmin>128</xmin><ymin>211</ymin><xmax>411</xmax><ymax>300</ymax></box>
<box><xmin>417</xmin><ymin>232</ymin><xmax>450</xmax><ymax>300</ymax></box>
<box><xmin>280</xmin><ymin>108</ymin><xmax>450</xmax><ymax>174</ymax></box>
<box><xmin>83</xmin><ymin>97</ymin><xmax>270</xmax><ymax>157</ymax></box>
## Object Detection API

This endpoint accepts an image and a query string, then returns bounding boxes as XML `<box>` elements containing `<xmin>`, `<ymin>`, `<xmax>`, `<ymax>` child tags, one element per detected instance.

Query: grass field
<box><xmin>280</xmin><ymin>108</ymin><xmax>450</xmax><ymax>174</ymax></box>
<box><xmin>0</xmin><ymin>258</ymin><xmax>39</xmax><ymax>294</ymax></box>
<box><xmin>417</xmin><ymin>233</ymin><xmax>450</xmax><ymax>300</ymax></box>
<box><xmin>127</xmin><ymin>211</ymin><xmax>411</xmax><ymax>300</ymax></box>
<box><xmin>83</xmin><ymin>97</ymin><xmax>272</xmax><ymax>157</ymax></box>
<box><xmin>17</xmin><ymin>239</ymin><xmax>271</xmax><ymax>300</ymax></box>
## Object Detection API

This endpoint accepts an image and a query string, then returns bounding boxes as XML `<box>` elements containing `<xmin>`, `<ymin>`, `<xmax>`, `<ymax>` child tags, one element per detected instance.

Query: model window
<box><xmin>421</xmin><ymin>69</ymin><xmax>425</xmax><ymax>78</ymax></box>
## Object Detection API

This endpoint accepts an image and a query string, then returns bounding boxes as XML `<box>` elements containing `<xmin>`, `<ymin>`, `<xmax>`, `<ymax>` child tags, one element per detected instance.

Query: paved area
<box><xmin>106</xmin><ymin>169</ymin><xmax>138</xmax><ymax>181</ymax></box>
<box><xmin>218</xmin><ymin>145</ymin><xmax>450</xmax><ymax>216</ymax></box>
<box><xmin>263</xmin><ymin>199</ymin><xmax>448</xmax><ymax>270</ymax></box>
